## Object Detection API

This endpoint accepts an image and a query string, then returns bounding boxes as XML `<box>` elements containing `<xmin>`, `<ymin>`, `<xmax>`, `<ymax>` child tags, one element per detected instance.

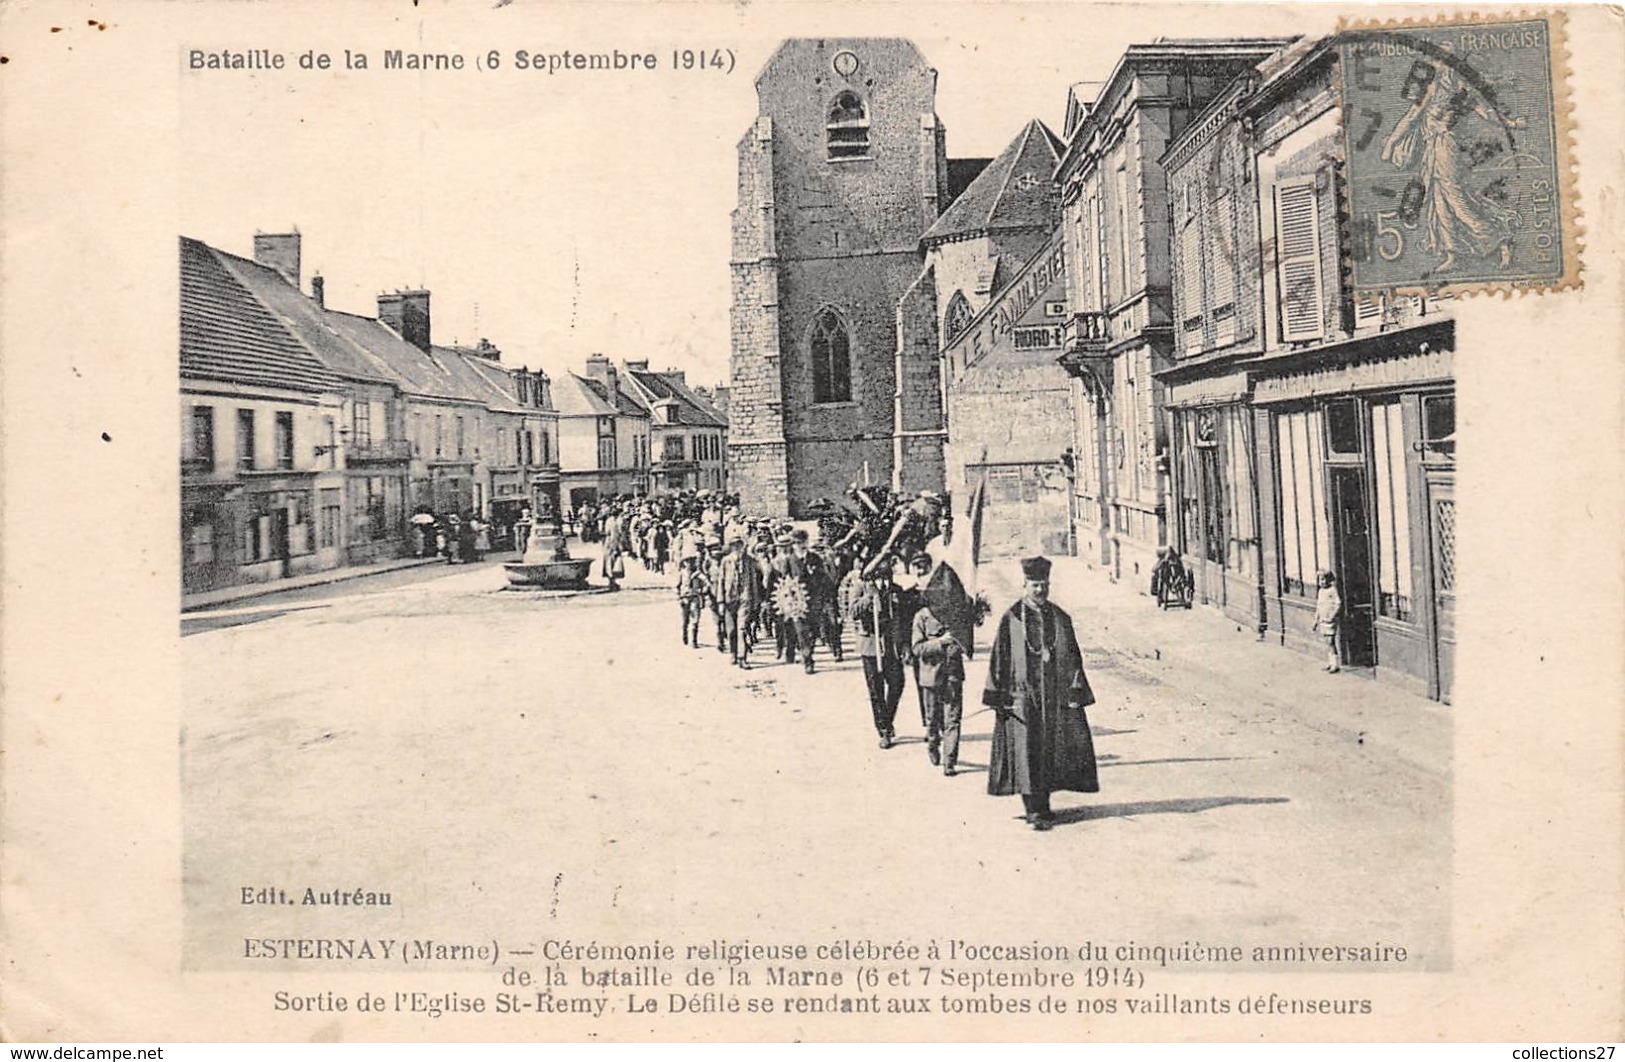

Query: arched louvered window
<box><xmin>809</xmin><ymin>309</ymin><xmax>853</xmax><ymax>404</ymax></box>
<box><xmin>827</xmin><ymin>91</ymin><xmax>870</xmax><ymax>160</ymax></box>
<box><xmin>944</xmin><ymin>291</ymin><xmax>973</xmax><ymax>342</ymax></box>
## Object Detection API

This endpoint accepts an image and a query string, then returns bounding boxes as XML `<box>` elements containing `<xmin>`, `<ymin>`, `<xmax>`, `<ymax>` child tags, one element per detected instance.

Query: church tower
<box><xmin>729</xmin><ymin>38</ymin><xmax>949</xmax><ymax>516</ymax></box>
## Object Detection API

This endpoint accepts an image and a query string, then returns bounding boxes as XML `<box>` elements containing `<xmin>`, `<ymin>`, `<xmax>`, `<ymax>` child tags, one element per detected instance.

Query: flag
<box><xmin>924</xmin><ymin>560</ymin><xmax>976</xmax><ymax>660</ymax></box>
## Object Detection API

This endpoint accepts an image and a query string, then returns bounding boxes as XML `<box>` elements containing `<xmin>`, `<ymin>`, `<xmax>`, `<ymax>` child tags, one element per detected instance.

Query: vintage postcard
<box><xmin>1</xmin><ymin>0</ymin><xmax>1620</xmax><ymax>1044</ymax></box>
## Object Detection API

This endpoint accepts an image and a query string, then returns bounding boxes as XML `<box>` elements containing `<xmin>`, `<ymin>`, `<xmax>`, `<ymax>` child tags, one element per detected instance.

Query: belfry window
<box><xmin>826</xmin><ymin>91</ymin><xmax>870</xmax><ymax>160</ymax></box>
<box><xmin>810</xmin><ymin>309</ymin><xmax>853</xmax><ymax>404</ymax></box>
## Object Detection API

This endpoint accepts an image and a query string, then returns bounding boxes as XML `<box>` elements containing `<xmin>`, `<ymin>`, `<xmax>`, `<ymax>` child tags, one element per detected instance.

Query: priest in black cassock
<box><xmin>981</xmin><ymin>556</ymin><xmax>1100</xmax><ymax>831</ymax></box>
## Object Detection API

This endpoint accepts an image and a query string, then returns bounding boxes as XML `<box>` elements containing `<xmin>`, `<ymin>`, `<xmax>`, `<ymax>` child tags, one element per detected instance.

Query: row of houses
<box><xmin>728</xmin><ymin>36</ymin><xmax>1456</xmax><ymax>701</ymax></box>
<box><xmin>928</xmin><ymin>37</ymin><xmax>1457</xmax><ymax>702</ymax></box>
<box><xmin>180</xmin><ymin>233</ymin><xmax>727</xmax><ymax>595</ymax></box>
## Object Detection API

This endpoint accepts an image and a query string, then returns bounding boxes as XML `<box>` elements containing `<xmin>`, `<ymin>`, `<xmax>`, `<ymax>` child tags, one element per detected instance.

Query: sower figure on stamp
<box><xmin>982</xmin><ymin>556</ymin><xmax>1100</xmax><ymax>831</ymax></box>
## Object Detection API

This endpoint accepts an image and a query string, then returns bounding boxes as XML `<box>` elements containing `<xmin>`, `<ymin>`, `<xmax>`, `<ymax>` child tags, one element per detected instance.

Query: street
<box><xmin>182</xmin><ymin>547</ymin><xmax>1450</xmax><ymax>974</ymax></box>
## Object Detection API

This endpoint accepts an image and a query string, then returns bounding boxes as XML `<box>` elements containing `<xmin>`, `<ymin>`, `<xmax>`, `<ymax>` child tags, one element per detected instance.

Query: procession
<box><xmin>583</xmin><ymin>485</ymin><xmax>1102</xmax><ymax>832</ymax></box>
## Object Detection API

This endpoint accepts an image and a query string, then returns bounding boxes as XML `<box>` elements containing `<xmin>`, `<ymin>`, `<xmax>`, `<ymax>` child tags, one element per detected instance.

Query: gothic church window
<box><xmin>944</xmin><ymin>291</ymin><xmax>972</xmax><ymax>342</ymax></box>
<box><xmin>827</xmin><ymin>91</ymin><xmax>870</xmax><ymax>160</ymax></box>
<box><xmin>809</xmin><ymin>309</ymin><xmax>853</xmax><ymax>404</ymax></box>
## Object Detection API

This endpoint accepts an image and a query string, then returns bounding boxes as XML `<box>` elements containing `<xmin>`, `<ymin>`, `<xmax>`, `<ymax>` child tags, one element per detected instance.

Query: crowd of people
<box><xmin>581</xmin><ymin>485</ymin><xmax>1102</xmax><ymax>832</ymax></box>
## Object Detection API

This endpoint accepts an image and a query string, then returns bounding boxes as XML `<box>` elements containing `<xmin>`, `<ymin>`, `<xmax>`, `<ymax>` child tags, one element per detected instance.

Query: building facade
<box><xmin>1055</xmin><ymin>39</ymin><xmax>1292</xmax><ymax>585</ymax></box>
<box><xmin>941</xmin><ymin>230</ymin><xmax>1074</xmax><ymax>559</ymax></box>
<box><xmin>621</xmin><ymin>362</ymin><xmax>730</xmax><ymax>493</ymax></box>
<box><xmin>898</xmin><ymin>118</ymin><xmax>1063</xmax><ymax>501</ymax></box>
<box><xmin>555</xmin><ymin>355</ymin><xmax>653</xmax><ymax>511</ymax></box>
<box><xmin>1162</xmin><ymin>39</ymin><xmax>1458</xmax><ymax>701</ymax></box>
<box><xmin>181</xmin><ymin>237</ymin><xmax>349</xmax><ymax>593</ymax></box>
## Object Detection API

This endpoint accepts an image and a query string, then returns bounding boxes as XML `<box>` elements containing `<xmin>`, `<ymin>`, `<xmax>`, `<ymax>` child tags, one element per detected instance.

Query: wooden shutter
<box><xmin>1274</xmin><ymin>177</ymin><xmax>1325</xmax><ymax>342</ymax></box>
<box><xmin>1179</xmin><ymin>216</ymin><xmax>1203</xmax><ymax>343</ymax></box>
<box><xmin>1211</xmin><ymin>191</ymin><xmax>1238</xmax><ymax>346</ymax></box>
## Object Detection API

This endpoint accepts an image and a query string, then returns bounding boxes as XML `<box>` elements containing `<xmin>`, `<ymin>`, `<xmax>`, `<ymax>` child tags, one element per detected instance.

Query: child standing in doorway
<box><xmin>1315</xmin><ymin>569</ymin><xmax>1343</xmax><ymax>673</ymax></box>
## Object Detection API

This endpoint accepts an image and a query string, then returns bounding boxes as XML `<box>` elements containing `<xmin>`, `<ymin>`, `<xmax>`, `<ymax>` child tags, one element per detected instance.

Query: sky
<box><xmin>178</xmin><ymin>1</ymin><xmax>1329</xmax><ymax>388</ymax></box>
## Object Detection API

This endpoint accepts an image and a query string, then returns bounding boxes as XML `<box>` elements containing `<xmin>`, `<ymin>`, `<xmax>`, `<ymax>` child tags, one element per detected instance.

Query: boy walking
<box><xmin>677</xmin><ymin>556</ymin><xmax>710</xmax><ymax>649</ymax></box>
<box><xmin>912</xmin><ymin>594</ymin><xmax>966</xmax><ymax>776</ymax></box>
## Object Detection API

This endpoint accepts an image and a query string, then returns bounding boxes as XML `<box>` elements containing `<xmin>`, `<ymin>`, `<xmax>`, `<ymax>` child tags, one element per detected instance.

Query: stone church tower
<box><xmin>729</xmin><ymin>38</ymin><xmax>950</xmax><ymax>517</ymax></box>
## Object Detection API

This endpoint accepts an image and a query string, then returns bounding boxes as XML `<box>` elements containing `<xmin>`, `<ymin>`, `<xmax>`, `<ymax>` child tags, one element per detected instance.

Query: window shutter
<box><xmin>1179</xmin><ymin>217</ymin><xmax>1203</xmax><ymax>343</ymax></box>
<box><xmin>1354</xmin><ymin>293</ymin><xmax>1383</xmax><ymax>330</ymax></box>
<box><xmin>1211</xmin><ymin>191</ymin><xmax>1238</xmax><ymax>346</ymax></box>
<box><xmin>1274</xmin><ymin>178</ymin><xmax>1325</xmax><ymax>342</ymax></box>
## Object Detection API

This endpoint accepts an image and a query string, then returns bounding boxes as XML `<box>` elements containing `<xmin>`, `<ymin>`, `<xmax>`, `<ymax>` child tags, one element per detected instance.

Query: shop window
<box><xmin>1423</xmin><ymin>394</ymin><xmax>1456</xmax><ymax>445</ymax></box>
<box><xmin>826</xmin><ymin>91</ymin><xmax>870</xmax><ymax>160</ymax></box>
<box><xmin>810</xmin><ymin>309</ymin><xmax>852</xmax><ymax>404</ymax></box>
<box><xmin>1223</xmin><ymin>407</ymin><xmax>1256</xmax><ymax>577</ymax></box>
<box><xmin>1325</xmin><ymin>399</ymin><xmax>1362</xmax><ymax>455</ymax></box>
<box><xmin>319</xmin><ymin>488</ymin><xmax>342</xmax><ymax>549</ymax></box>
<box><xmin>1276</xmin><ymin>408</ymin><xmax>1329</xmax><ymax>597</ymax></box>
<box><xmin>187</xmin><ymin>512</ymin><xmax>215</xmax><ymax>565</ymax></box>
<box><xmin>289</xmin><ymin>492</ymin><xmax>313</xmax><ymax>554</ymax></box>
<box><xmin>1370</xmin><ymin>400</ymin><xmax>1414</xmax><ymax>621</ymax></box>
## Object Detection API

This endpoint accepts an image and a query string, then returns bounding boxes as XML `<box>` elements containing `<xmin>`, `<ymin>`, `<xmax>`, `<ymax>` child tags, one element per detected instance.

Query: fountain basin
<box><xmin>503</xmin><ymin>557</ymin><xmax>594</xmax><ymax>588</ymax></box>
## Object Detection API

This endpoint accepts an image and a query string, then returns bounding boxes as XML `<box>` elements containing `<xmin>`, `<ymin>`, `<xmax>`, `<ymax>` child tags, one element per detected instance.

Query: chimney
<box><xmin>623</xmin><ymin>358</ymin><xmax>650</xmax><ymax>373</ymax></box>
<box><xmin>468</xmin><ymin>337</ymin><xmax>501</xmax><ymax>361</ymax></box>
<box><xmin>378</xmin><ymin>289</ymin><xmax>432</xmax><ymax>353</ymax></box>
<box><xmin>666</xmin><ymin>369</ymin><xmax>687</xmax><ymax>387</ymax></box>
<box><xmin>254</xmin><ymin>232</ymin><xmax>301</xmax><ymax>287</ymax></box>
<box><xmin>584</xmin><ymin>353</ymin><xmax>617</xmax><ymax>397</ymax></box>
<box><xmin>311</xmin><ymin>274</ymin><xmax>325</xmax><ymax>309</ymax></box>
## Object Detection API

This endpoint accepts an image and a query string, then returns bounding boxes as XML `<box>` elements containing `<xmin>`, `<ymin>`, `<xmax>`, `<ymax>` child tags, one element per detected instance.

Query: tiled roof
<box><xmin>923</xmin><ymin>120</ymin><xmax>1063</xmax><ymax>244</ymax></box>
<box><xmin>553</xmin><ymin>373</ymin><xmax>620</xmax><ymax>417</ymax></box>
<box><xmin>627</xmin><ymin>369</ymin><xmax>728</xmax><ymax>428</ymax></box>
<box><xmin>213</xmin><ymin>248</ymin><xmax>398</xmax><ymax>386</ymax></box>
<box><xmin>179</xmin><ymin>237</ymin><xmax>339</xmax><ymax>393</ymax></box>
<box><xmin>323</xmin><ymin>312</ymin><xmax>473</xmax><ymax>404</ymax></box>
<box><xmin>434</xmin><ymin>347</ymin><xmax>529</xmax><ymax>415</ymax></box>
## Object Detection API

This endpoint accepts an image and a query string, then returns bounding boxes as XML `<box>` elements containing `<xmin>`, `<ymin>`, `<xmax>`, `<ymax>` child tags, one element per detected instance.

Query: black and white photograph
<box><xmin>1</xmin><ymin>0</ymin><xmax>1621</xmax><ymax>1045</ymax></box>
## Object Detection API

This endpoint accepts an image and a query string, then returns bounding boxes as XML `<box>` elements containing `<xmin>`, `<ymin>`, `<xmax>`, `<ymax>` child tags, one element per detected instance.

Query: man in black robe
<box><xmin>981</xmin><ymin>556</ymin><xmax>1099</xmax><ymax>830</ymax></box>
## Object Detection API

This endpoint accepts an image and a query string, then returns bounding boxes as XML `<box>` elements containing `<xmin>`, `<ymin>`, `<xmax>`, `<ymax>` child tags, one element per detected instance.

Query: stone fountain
<box><xmin>504</xmin><ymin>500</ymin><xmax>594</xmax><ymax>589</ymax></box>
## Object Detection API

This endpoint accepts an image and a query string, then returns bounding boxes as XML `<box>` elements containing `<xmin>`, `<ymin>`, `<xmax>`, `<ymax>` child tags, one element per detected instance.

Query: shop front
<box><xmin>1252</xmin><ymin>321</ymin><xmax>1455</xmax><ymax>701</ymax></box>
<box><xmin>1165</xmin><ymin>370</ymin><xmax>1262</xmax><ymax>629</ymax></box>
<box><xmin>236</xmin><ymin>474</ymin><xmax>328</xmax><ymax>585</ymax></box>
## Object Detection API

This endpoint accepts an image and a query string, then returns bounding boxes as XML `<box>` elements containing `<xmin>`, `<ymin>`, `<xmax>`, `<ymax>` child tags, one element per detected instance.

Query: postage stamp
<box><xmin>1337</xmin><ymin>12</ymin><xmax>1580</xmax><ymax>294</ymax></box>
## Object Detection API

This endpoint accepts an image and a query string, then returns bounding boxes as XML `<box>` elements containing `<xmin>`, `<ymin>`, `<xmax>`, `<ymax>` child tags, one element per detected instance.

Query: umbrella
<box><xmin>410</xmin><ymin>513</ymin><xmax>437</xmax><ymax>525</ymax></box>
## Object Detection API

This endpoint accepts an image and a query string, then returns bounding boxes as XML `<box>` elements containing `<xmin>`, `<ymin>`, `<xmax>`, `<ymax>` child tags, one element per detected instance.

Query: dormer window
<box><xmin>827</xmin><ymin>91</ymin><xmax>870</xmax><ymax>160</ymax></box>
